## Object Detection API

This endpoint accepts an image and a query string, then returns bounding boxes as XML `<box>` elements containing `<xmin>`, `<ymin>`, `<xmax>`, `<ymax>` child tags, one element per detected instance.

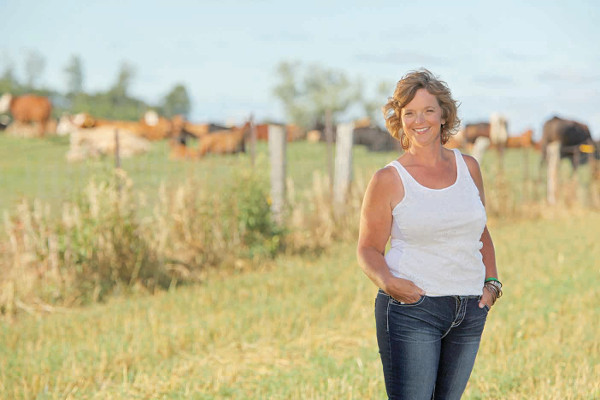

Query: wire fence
<box><xmin>2</xmin><ymin>134</ymin><xmax>599</xmax><ymax>221</ymax></box>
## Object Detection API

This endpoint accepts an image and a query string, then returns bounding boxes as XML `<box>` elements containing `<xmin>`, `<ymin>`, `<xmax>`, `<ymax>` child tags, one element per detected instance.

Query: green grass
<box><xmin>1</xmin><ymin>135</ymin><xmax>599</xmax><ymax>398</ymax></box>
<box><xmin>2</xmin><ymin>135</ymin><xmax>596</xmax><ymax>218</ymax></box>
<box><xmin>1</xmin><ymin>212</ymin><xmax>599</xmax><ymax>399</ymax></box>
<box><xmin>0</xmin><ymin>135</ymin><xmax>396</xmax><ymax>215</ymax></box>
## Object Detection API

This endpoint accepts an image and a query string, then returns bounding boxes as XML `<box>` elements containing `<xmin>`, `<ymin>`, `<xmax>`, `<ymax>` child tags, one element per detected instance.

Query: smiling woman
<box><xmin>357</xmin><ymin>69</ymin><xmax>501</xmax><ymax>400</ymax></box>
<box><xmin>400</xmin><ymin>88</ymin><xmax>446</xmax><ymax>150</ymax></box>
<box><xmin>382</xmin><ymin>69</ymin><xmax>461</xmax><ymax>151</ymax></box>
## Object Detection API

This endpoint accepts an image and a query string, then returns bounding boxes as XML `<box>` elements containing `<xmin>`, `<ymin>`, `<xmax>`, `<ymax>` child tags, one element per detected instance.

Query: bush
<box><xmin>58</xmin><ymin>172</ymin><xmax>170</xmax><ymax>302</ymax></box>
<box><xmin>1</xmin><ymin>171</ymin><xmax>170</xmax><ymax>314</ymax></box>
<box><xmin>0</xmin><ymin>169</ymin><xmax>364</xmax><ymax>316</ymax></box>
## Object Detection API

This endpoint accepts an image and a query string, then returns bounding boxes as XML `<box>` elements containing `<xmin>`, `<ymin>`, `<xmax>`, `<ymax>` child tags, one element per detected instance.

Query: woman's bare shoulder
<box><xmin>369</xmin><ymin>164</ymin><xmax>401</xmax><ymax>189</ymax></box>
<box><xmin>365</xmin><ymin>164</ymin><xmax>404</xmax><ymax>206</ymax></box>
<box><xmin>459</xmin><ymin>153</ymin><xmax>482</xmax><ymax>174</ymax></box>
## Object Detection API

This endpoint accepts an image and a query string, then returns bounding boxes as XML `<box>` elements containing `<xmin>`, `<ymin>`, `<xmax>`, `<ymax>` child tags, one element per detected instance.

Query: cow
<box><xmin>457</xmin><ymin>115</ymin><xmax>509</xmax><ymax>163</ymax></box>
<box><xmin>462</xmin><ymin>122</ymin><xmax>490</xmax><ymax>144</ymax></box>
<box><xmin>169</xmin><ymin>115</ymin><xmax>230</xmax><ymax>158</ymax></box>
<box><xmin>353</xmin><ymin>124</ymin><xmax>400</xmax><ymax>152</ymax></box>
<box><xmin>460</xmin><ymin>117</ymin><xmax>508</xmax><ymax>144</ymax></box>
<box><xmin>0</xmin><ymin>93</ymin><xmax>52</xmax><ymax>136</ymax></box>
<box><xmin>66</xmin><ymin>126</ymin><xmax>151</xmax><ymax>162</ymax></box>
<box><xmin>0</xmin><ymin>115</ymin><xmax>10</xmax><ymax>131</ymax></box>
<box><xmin>178</xmin><ymin>120</ymin><xmax>228</xmax><ymax>141</ymax></box>
<box><xmin>506</xmin><ymin>129</ymin><xmax>534</xmax><ymax>148</ymax></box>
<box><xmin>540</xmin><ymin>116</ymin><xmax>596</xmax><ymax>168</ymax></box>
<box><xmin>196</xmin><ymin>122</ymin><xmax>251</xmax><ymax>157</ymax></box>
<box><xmin>69</xmin><ymin>111</ymin><xmax>174</xmax><ymax>140</ymax></box>
<box><xmin>253</xmin><ymin>123</ymin><xmax>305</xmax><ymax>142</ymax></box>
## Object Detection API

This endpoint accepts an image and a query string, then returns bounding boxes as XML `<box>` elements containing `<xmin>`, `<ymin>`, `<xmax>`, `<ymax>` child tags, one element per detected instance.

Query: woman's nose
<box><xmin>415</xmin><ymin>112</ymin><xmax>425</xmax><ymax>123</ymax></box>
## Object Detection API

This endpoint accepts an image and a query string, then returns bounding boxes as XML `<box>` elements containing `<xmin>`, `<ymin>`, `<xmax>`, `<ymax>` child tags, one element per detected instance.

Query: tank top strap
<box><xmin>386</xmin><ymin>160</ymin><xmax>415</xmax><ymax>190</ymax></box>
<box><xmin>452</xmin><ymin>148</ymin><xmax>469</xmax><ymax>179</ymax></box>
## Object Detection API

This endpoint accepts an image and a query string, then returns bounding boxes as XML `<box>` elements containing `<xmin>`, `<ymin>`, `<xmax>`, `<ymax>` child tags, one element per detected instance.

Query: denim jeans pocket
<box><xmin>477</xmin><ymin>295</ymin><xmax>490</xmax><ymax>312</ymax></box>
<box><xmin>389</xmin><ymin>295</ymin><xmax>426</xmax><ymax>307</ymax></box>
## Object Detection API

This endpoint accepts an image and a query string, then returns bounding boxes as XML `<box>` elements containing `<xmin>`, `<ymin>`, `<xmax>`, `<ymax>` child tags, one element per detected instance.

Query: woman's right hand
<box><xmin>383</xmin><ymin>276</ymin><xmax>425</xmax><ymax>304</ymax></box>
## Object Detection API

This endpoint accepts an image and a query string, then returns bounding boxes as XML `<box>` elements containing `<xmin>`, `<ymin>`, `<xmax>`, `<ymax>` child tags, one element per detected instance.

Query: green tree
<box><xmin>304</xmin><ymin>64</ymin><xmax>360</xmax><ymax>126</ymax></box>
<box><xmin>81</xmin><ymin>61</ymin><xmax>145</xmax><ymax>121</ymax></box>
<box><xmin>0</xmin><ymin>65</ymin><xmax>20</xmax><ymax>95</ymax></box>
<box><xmin>109</xmin><ymin>62</ymin><xmax>135</xmax><ymax>101</ymax></box>
<box><xmin>64</xmin><ymin>54</ymin><xmax>84</xmax><ymax>97</ymax></box>
<box><xmin>161</xmin><ymin>83</ymin><xmax>191</xmax><ymax>118</ymax></box>
<box><xmin>272</xmin><ymin>61</ymin><xmax>361</xmax><ymax>129</ymax></box>
<box><xmin>24</xmin><ymin>50</ymin><xmax>46</xmax><ymax>90</ymax></box>
<box><xmin>360</xmin><ymin>80</ymin><xmax>393</xmax><ymax>126</ymax></box>
<box><xmin>272</xmin><ymin>61</ymin><xmax>309</xmax><ymax>126</ymax></box>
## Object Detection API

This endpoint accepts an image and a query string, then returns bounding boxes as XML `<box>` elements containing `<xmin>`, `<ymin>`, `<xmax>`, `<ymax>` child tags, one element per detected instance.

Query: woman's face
<box><xmin>401</xmin><ymin>88</ymin><xmax>446</xmax><ymax>149</ymax></box>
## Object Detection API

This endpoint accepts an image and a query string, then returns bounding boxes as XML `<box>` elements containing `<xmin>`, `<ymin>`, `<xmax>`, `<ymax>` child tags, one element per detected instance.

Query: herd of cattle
<box><xmin>1</xmin><ymin>93</ymin><xmax>599</xmax><ymax>168</ymax></box>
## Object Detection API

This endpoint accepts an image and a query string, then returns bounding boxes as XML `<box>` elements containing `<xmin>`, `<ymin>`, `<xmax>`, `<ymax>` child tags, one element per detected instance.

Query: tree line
<box><xmin>272</xmin><ymin>61</ymin><xmax>391</xmax><ymax>129</ymax></box>
<box><xmin>0</xmin><ymin>52</ymin><xmax>191</xmax><ymax>122</ymax></box>
<box><xmin>0</xmin><ymin>51</ymin><xmax>391</xmax><ymax>128</ymax></box>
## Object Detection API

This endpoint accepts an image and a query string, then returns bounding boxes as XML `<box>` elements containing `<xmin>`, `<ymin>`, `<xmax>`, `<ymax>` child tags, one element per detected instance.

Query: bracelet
<box><xmin>485</xmin><ymin>277</ymin><xmax>500</xmax><ymax>283</ymax></box>
<box><xmin>484</xmin><ymin>283</ymin><xmax>501</xmax><ymax>297</ymax></box>
<box><xmin>484</xmin><ymin>280</ymin><xmax>503</xmax><ymax>304</ymax></box>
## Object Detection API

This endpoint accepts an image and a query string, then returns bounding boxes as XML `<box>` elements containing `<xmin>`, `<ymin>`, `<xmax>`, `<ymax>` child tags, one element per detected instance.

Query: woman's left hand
<box><xmin>479</xmin><ymin>286</ymin><xmax>495</xmax><ymax>309</ymax></box>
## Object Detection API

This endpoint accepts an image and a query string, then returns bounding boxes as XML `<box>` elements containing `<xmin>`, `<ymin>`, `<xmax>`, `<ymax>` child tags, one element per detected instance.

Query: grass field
<box><xmin>1</xmin><ymin>135</ymin><xmax>599</xmax><ymax>398</ymax></box>
<box><xmin>1</xmin><ymin>134</ymin><xmax>597</xmax><ymax>218</ymax></box>
<box><xmin>0</xmin><ymin>135</ymin><xmax>393</xmax><ymax>215</ymax></box>
<box><xmin>1</xmin><ymin>212</ymin><xmax>599</xmax><ymax>399</ymax></box>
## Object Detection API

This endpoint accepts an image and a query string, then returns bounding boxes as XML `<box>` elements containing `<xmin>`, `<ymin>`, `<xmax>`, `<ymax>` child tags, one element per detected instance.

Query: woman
<box><xmin>356</xmin><ymin>69</ymin><xmax>502</xmax><ymax>400</ymax></box>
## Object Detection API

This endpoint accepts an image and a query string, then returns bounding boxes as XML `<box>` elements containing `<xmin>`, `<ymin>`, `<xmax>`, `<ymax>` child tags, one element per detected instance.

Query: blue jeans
<box><xmin>375</xmin><ymin>289</ymin><xmax>489</xmax><ymax>400</ymax></box>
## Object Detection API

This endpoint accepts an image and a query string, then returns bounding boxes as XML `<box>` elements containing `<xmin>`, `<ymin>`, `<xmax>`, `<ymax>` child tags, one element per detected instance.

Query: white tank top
<box><xmin>384</xmin><ymin>149</ymin><xmax>487</xmax><ymax>296</ymax></box>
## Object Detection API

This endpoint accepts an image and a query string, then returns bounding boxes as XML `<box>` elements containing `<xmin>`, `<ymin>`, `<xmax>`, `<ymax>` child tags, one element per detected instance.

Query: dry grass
<box><xmin>1</xmin><ymin>139</ymin><xmax>600</xmax><ymax>397</ymax></box>
<box><xmin>0</xmin><ymin>167</ymin><xmax>366</xmax><ymax>316</ymax></box>
<box><xmin>0</xmin><ymin>212</ymin><xmax>598</xmax><ymax>399</ymax></box>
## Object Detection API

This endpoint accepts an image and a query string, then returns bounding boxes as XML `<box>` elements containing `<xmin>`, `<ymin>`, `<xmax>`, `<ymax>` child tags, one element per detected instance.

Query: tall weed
<box><xmin>1</xmin><ymin>171</ymin><xmax>170</xmax><ymax>314</ymax></box>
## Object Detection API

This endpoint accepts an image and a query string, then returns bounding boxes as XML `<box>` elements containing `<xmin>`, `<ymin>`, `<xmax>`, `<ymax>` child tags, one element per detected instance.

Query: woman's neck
<box><xmin>404</xmin><ymin>144</ymin><xmax>448</xmax><ymax>167</ymax></box>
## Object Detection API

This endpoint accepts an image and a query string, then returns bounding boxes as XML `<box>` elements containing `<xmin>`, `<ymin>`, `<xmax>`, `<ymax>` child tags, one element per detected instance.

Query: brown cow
<box><xmin>253</xmin><ymin>123</ymin><xmax>305</xmax><ymax>141</ymax></box>
<box><xmin>71</xmin><ymin>111</ymin><xmax>173</xmax><ymax>140</ymax></box>
<box><xmin>0</xmin><ymin>93</ymin><xmax>52</xmax><ymax>136</ymax></box>
<box><xmin>169</xmin><ymin>115</ymin><xmax>229</xmax><ymax>154</ymax></box>
<box><xmin>197</xmin><ymin>122</ymin><xmax>251</xmax><ymax>157</ymax></box>
<box><xmin>462</xmin><ymin>122</ymin><xmax>490</xmax><ymax>144</ymax></box>
<box><xmin>506</xmin><ymin>129</ymin><xmax>534</xmax><ymax>148</ymax></box>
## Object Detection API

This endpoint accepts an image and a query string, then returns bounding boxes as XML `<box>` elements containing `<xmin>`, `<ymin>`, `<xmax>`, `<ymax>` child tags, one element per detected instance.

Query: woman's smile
<box><xmin>413</xmin><ymin>127</ymin><xmax>430</xmax><ymax>134</ymax></box>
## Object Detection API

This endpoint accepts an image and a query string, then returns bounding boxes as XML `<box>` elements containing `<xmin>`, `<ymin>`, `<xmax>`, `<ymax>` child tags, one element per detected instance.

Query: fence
<box><xmin>1</xmin><ymin>131</ymin><xmax>599</xmax><ymax>223</ymax></box>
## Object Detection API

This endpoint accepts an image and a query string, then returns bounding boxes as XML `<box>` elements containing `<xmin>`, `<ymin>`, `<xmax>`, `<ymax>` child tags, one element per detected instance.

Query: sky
<box><xmin>1</xmin><ymin>0</ymin><xmax>599</xmax><ymax>139</ymax></box>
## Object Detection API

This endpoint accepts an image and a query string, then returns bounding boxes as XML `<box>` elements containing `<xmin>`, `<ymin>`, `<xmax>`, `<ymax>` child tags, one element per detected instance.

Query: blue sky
<box><xmin>2</xmin><ymin>0</ymin><xmax>599</xmax><ymax>139</ymax></box>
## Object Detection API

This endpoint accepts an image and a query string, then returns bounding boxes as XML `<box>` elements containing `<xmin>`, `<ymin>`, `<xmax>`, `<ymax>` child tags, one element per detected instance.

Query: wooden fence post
<box><xmin>268</xmin><ymin>125</ymin><xmax>286</xmax><ymax>224</ymax></box>
<box><xmin>333</xmin><ymin>122</ymin><xmax>354</xmax><ymax>206</ymax></box>
<box><xmin>547</xmin><ymin>141</ymin><xmax>561</xmax><ymax>205</ymax></box>
<box><xmin>471</xmin><ymin>136</ymin><xmax>490</xmax><ymax>164</ymax></box>
<box><xmin>590</xmin><ymin>147</ymin><xmax>600</xmax><ymax>208</ymax></box>
<box><xmin>115</xmin><ymin>128</ymin><xmax>122</xmax><ymax>195</ymax></box>
<box><xmin>325</xmin><ymin>109</ymin><xmax>334</xmax><ymax>191</ymax></box>
<box><xmin>490</xmin><ymin>112</ymin><xmax>508</xmax><ymax>174</ymax></box>
<box><xmin>249</xmin><ymin>114</ymin><xmax>256</xmax><ymax>167</ymax></box>
<box><xmin>523</xmin><ymin>147</ymin><xmax>530</xmax><ymax>202</ymax></box>
<box><xmin>114</xmin><ymin>128</ymin><xmax>121</xmax><ymax>169</ymax></box>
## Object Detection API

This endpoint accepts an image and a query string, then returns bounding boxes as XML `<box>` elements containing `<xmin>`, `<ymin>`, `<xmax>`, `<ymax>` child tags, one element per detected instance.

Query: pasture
<box><xmin>1</xmin><ymin>134</ymin><xmax>597</xmax><ymax>217</ymax></box>
<box><xmin>0</xmin><ymin>135</ymin><xmax>386</xmax><ymax>215</ymax></box>
<box><xmin>1</xmin><ymin>212</ymin><xmax>599</xmax><ymax>399</ymax></box>
<box><xmin>0</xmin><ymin>134</ymin><xmax>599</xmax><ymax>398</ymax></box>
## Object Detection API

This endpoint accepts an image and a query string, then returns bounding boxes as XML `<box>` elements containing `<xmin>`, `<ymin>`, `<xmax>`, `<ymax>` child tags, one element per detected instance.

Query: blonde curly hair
<box><xmin>383</xmin><ymin>69</ymin><xmax>461</xmax><ymax>150</ymax></box>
